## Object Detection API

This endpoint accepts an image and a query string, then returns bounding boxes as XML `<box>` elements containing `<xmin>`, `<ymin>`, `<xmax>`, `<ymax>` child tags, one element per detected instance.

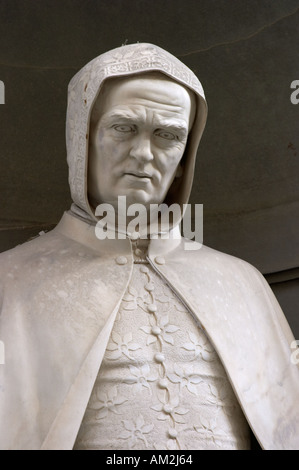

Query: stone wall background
<box><xmin>0</xmin><ymin>0</ymin><xmax>298</xmax><ymax>340</ymax></box>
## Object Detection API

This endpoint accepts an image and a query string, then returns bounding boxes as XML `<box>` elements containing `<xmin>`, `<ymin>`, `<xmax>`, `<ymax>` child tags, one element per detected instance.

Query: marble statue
<box><xmin>0</xmin><ymin>43</ymin><xmax>299</xmax><ymax>450</ymax></box>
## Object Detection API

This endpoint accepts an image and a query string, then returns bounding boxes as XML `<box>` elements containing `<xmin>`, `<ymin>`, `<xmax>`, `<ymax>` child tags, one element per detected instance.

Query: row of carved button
<box><xmin>115</xmin><ymin>255</ymin><xmax>166</xmax><ymax>265</ymax></box>
<box><xmin>139</xmin><ymin>265</ymin><xmax>179</xmax><ymax>441</ymax></box>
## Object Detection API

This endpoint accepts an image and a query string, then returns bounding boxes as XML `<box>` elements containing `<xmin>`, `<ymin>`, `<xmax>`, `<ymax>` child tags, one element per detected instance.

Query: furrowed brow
<box><xmin>100</xmin><ymin>110</ymin><xmax>143</xmax><ymax>126</ymax></box>
<box><xmin>155</xmin><ymin>118</ymin><xmax>188</xmax><ymax>135</ymax></box>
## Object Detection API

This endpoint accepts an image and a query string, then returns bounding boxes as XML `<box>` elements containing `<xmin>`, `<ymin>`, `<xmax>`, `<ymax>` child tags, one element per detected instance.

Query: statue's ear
<box><xmin>175</xmin><ymin>163</ymin><xmax>183</xmax><ymax>178</ymax></box>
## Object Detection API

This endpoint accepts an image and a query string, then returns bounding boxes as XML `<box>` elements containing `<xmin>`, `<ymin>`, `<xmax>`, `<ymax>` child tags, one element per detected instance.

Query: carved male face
<box><xmin>88</xmin><ymin>73</ymin><xmax>195</xmax><ymax>211</ymax></box>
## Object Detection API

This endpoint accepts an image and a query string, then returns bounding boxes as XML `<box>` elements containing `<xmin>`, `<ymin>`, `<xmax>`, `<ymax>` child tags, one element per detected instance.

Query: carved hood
<box><xmin>65</xmin><ymin>43</ymin><xmax>208</xmax><ymax>222</ymax></box>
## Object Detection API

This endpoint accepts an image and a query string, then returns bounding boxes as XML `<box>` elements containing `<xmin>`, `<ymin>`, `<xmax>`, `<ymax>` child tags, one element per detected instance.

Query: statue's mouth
<box><xmin>125</xmin><ymin>172</ymin><xmax>152</xmax><ymax>179</ymax></box>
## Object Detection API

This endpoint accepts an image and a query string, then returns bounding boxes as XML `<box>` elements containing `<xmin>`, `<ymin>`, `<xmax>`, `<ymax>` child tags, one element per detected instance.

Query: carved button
<box><xmin>147</xmin><ymin>303</ymin><xmax>157</xmax><ymax>313</ymax></box>
<box><xmin>154</xmin><ymin>353</ymin><xmax>165</xmax><ymax>363</ymax></box>
<box><xmin>115</xmin><ymin>256</ymin><xmax>128</xmax><ymax>265</ymax></box>
<box><xmin>154</xmin><ymin>256</ymin><xmax>165</xmax><ymax>265</ymax></box>
<box><xmin>163</xmin><ymin>404</ymin><xmax>173</xmax><ymax>414</ymax></box>
<box><xmin>145</xmin><ymin>282</ymin><xmax>154</xmax><ymax>292</ymax></box>
<box><xmin>168</xmin><ymin>428</ymin><xmax>178</xmax><ymax>439</ymax></box>
<box><xmin>140</xmin><ymin>266</ymin><xmax>149</xmax><ymax>274</ymax></box>
<box><xmin>151</xmin><ymin>326</ymin><xmax>161</xmax><ymax>336</ymax></box>
<box><xmin>134</xmin><ymin>248</ymin><xmax>143</xmax><ymax>257</ymax></box>
<box><xmin>158</xmin><ymin>379</ymin><xmax>168</xmax><ymax>389</ymax></box>
<box><xmin>128</xmin><ymin>231</ymin><xmax>140</xmax><ymax>241</ymax></box>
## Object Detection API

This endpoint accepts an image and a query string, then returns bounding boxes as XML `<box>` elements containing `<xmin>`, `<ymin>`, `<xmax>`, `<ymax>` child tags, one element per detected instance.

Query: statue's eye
<box><xmin>113</xmin><ymin>125</ymin><xmax>134</xmax><ymax>133</ymax></box>
<box><xmin>155</xmin><ymin>129</ymin><xmax>176</xmax><ymax>140</ymax></box>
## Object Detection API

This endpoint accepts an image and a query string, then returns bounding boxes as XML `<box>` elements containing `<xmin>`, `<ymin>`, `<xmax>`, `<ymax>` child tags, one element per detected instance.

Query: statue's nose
<box><xmin>129</xmin><ymin>135</ymin><xmax>154</xmax><ymax>162</ymax></box>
